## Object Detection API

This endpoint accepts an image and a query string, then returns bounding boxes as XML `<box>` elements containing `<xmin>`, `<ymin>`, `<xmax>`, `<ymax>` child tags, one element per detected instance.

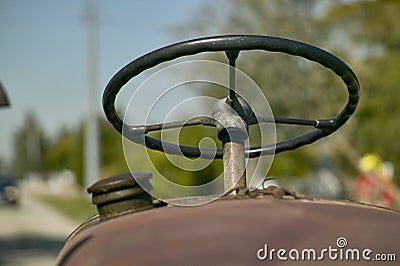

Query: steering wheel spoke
<box><xmin>253</xmin><ymin>113</ymin><xmax>319</xmax><ymax>127</ymax></box>
<box><xmin>140</xmin><ymin>116</ymin><xmax>217</xmax><ymax>133</ymax></box>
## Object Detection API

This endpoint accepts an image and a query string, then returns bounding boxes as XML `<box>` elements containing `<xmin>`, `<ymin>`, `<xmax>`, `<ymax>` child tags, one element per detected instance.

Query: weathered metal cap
<box><xmin>87</xmin><ymin>172</ymin><xmax>153</xmax><ymax>220</ymax></box>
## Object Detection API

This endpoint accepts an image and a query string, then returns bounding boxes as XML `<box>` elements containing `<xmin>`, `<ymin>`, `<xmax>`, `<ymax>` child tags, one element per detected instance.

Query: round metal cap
<box><xmin>87</xmin><ymin>172</ymin><xmax>153</xmax><ymax>220</ymax></box>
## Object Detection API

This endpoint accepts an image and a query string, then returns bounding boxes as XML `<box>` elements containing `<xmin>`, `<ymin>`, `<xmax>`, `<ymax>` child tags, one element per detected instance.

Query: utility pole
<box><xmin>84</xmin><ymin>0</ymin><xmax>100</xmax><ymax>188</ymax></box>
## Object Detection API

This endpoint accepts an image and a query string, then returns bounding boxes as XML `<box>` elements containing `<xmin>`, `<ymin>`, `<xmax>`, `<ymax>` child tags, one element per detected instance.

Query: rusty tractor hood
<box><xmin>57</xmin><ymin>195</ymin><xmax>400</xmax><ymax>266</ymax></box>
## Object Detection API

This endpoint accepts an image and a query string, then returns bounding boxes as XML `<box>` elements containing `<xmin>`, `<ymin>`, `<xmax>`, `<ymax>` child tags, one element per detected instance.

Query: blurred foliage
<box><xmin>12</xmin><ymin>112</ymin><xmax>48</xmax><ymax>178</ymax></box>
<box><xmin>12</xmin><ymin>115</ymin><xmax>128</xmax><ymax>186</ymax></box>
<box><xmin>147</xmin><ymin>126</ymin><xmax>223</xmax><ymax>187</ymax></box>
<box><xmin>45</xmin><ymin>128</ymin><xmax>83</xmax><ymax>183</ymax></box>
<box><xmin>11</xmin><ymin>0</ymin><xmax>400</xmax><ymax>188</ymax></box>
<box><xmin>175</xmin><ymin>0</ymin><xmax>400</xmax><ymax>184</ymax></box>
<box><xmin>99</xmin><ymin>119</ymin><xmax>129</xmax><ymax>178</ymax></box>
<box><xmin>321</xmin><ymin>0</ymin><xmax>400</xmax><ymax>184</ymax></box>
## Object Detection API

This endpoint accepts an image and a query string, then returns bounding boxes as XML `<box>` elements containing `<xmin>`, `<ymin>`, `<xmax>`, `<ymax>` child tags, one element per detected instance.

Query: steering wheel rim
<box><xmin>103</xmin><ymin>35</ymin><xmax>360</xmax><ymax>158</ymax></box>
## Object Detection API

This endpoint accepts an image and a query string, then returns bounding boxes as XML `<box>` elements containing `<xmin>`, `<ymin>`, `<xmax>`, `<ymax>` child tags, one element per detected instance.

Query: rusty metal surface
<box><xmin>57</xmin><ymin>196</ymin><xmax>400</xmax><ymax>266</ymax></box>
<box><xmin>87</xmin><ymin>172</ymin><xmax>151</xmax><ymax>194</ymax></box>
<box><xmin>222</xmin><ymin>141</ymin><xmax>246</xmax><ymax>192</ymax></box>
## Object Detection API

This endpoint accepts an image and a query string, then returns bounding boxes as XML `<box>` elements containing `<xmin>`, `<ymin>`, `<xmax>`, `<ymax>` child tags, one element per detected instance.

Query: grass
<box><xmin>35</xmin><ymin>193</ymin><xmax>97</xmax><ymax>223</ymax></box>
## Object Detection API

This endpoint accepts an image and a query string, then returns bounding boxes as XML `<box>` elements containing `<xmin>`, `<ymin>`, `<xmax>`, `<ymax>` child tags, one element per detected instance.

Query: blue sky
<box><xmin>0</xmin><ymin>0</ymin><xmax>210</xmax><ymax>162</ymax></box>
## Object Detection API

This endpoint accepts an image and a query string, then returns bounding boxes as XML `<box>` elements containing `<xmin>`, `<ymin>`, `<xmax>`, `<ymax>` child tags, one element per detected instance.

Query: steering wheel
<box><xmin>103</xmin><ymin>35</ymin><xmax>360</xmax><ymax>159</ymax></box>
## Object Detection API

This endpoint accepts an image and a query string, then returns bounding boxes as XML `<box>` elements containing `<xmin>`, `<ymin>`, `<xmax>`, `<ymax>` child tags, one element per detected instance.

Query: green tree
<box><xmin>42</xmin><ymin>116</ymin><xmax>133</xmax><ymax>186</ymax></box>
<box><xmin>321</xmin><ymin>0</ymin><xmax>400</xmax><ymax>184</ymax></box>
<box><xmin>147</xmin><ymin>125</ymin><xmax>223</xmax><ymax>187</ymax></box>
<box><xmin>177</xmin><ymin>0</ymin><xmax>355</xmax><ymax>178</ymax></box>
<box><xmin>44</xmin><ymin>127</ymin><xmax>83</xmax><ymax>184</ymax></box>
<box><xmin>100</xmin><ymin>119</ymin><xmax>128</xmax><ymax>177</ymax></box>
<box><xmin>179</xmin><ymin>0</ymin><xmax>400</xmax><ymax>185</ymax></box>
<box><xmin>12</xmin><ymin>112</ymin><xmax>47</xmax><ymax>178</ymax></box>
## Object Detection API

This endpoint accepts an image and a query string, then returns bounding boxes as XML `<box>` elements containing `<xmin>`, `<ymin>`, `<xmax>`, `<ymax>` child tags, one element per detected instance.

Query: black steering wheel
<box><xmin>103</xmin><ymin>35</ymin><xmax>360</xmax><ymax>159</ymax></box>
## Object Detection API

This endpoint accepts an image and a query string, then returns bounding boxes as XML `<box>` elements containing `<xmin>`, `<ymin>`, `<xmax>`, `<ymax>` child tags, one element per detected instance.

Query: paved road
<box><xmin>0</xmin><ymin>189</ymin><xmax>78</xmax><ymax>266</ymax></box>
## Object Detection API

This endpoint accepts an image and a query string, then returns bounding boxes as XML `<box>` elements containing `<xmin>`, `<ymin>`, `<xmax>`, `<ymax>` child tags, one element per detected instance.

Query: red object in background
<box><xmin>354</xmin><ymin>173</ymin><xmax>394</xmax><ymax>208</ymax></box>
